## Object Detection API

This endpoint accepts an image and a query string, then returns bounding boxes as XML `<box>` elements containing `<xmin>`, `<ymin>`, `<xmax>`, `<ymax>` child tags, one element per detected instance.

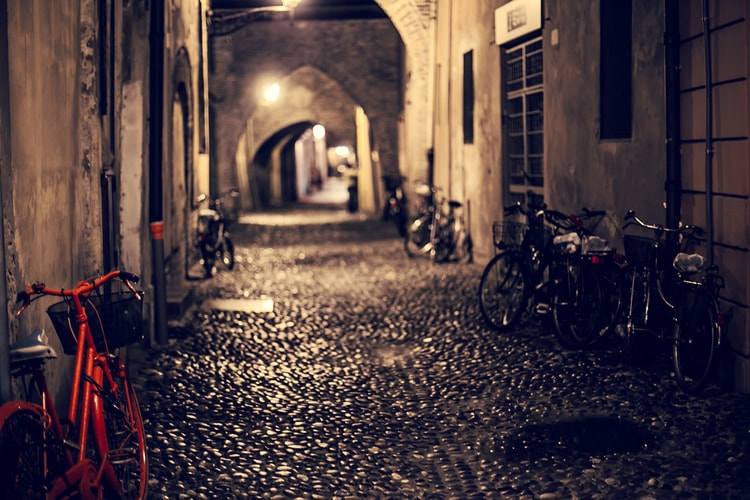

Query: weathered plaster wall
<box><xmin>5</xmin><ymin>0</ymin><xmax>97</xmax><ymax>398</ymax></box>
<box><xmin>430</xmin><ymin>0</ymin><xmax>666</xmax><ymax>259</ymax></box>
<box><xmin>544</xmin><ymin>0</ymin><xmax>666</xmax><ymax>246</ymax></box>
<box><xmin>432</xmin><ymin>0</ymin><xmax>504</xmax><ymax>259</ymax></box>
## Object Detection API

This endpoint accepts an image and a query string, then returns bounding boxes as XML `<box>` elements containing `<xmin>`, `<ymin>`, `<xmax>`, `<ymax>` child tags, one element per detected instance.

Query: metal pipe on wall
<box><xmin>149</xmin><ymin>2</ymin><xmax>169</xmax><ymax>345</ymax></box>
<box><xmin>702</xmin><ymin>0</ymin><xmax>715</xmax><ymax>265</ymax></box>
<box><xmin>664</xmin><ymin>0</ymin><xmax>681</xmax><ymax>230</ymax></box>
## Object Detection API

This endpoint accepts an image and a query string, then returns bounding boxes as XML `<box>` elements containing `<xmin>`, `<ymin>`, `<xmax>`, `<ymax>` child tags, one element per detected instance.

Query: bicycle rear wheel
<box><xmin>478</xmin><ymin>252</ymin><xmax>528</xmax><ymax>331</ymax></box>
<box><xmin>0</xmin><ymin>404</ymin><xmax>66</xmax><ymax>499</ymax></box>
<box><xmin>92</xmin><ymin>357</ymin><xmax>148</xmax><ymax>499</ymax></box>
<box><xmin>551</xmin><ymin>260</ymin><xmax>603</xmax><ymax>349</ymax></box>
<box><xmin>672</xmin><ymin>286</ymin><xmax>719</xmax><ymax>393</ymax></box>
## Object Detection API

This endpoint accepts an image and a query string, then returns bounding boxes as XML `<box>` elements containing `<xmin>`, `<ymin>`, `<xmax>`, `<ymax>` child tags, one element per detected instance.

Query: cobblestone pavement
<box><xmin>129</xmin><ymin>210</ymin><xmax>750</xmax><ymax>499</ymax></box>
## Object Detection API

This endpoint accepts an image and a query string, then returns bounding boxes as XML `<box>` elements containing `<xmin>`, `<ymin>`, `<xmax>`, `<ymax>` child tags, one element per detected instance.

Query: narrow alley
<box><xmin>129</xmin><ymin>209</ymin><xmax>750</xmax><ymax>499</ymax></box>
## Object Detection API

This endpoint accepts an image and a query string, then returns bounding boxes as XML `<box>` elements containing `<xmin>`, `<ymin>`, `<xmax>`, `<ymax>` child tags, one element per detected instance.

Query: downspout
<box><xmin>149</xmin><ymin>2</ymin><xmax>169</xmax><ymax>344</ymax></box>
<box><xmin>702</xmin><ymin>0</ymin><xmax>715</xmax><ymax>265</ymax></box>
<box><xmin>0</xmin><ymin>0</ymin><xmax>11</xmax><ymax>403</ymax></box>
<box><xmin>664</xmin><ymin>0</ymin><xmax>681</xmax><ymax>231</ymax></box>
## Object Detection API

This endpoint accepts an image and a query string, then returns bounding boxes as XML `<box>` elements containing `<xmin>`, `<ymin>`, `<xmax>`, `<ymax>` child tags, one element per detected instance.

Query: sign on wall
<box><xmin>495</xmin><ymin>0</ymin><xmax>542</xmax><ymax>46</ymax></box>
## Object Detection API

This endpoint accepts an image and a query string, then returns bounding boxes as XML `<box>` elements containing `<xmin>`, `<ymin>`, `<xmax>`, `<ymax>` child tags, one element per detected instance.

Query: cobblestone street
<box><xmin>129</xmin><ymin>209</ymin><xmax>750</xmax><ymax>499</ymax></box>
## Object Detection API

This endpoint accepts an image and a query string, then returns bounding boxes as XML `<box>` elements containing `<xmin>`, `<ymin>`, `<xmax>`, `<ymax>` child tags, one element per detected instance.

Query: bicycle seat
<box><xmin>673</xmin><ymin>252</ymin><xmax>708</xmax><ymax>274</ymax></box>
<box><xmin>448</xmin><ymin>200</ymin><xmax>462</xmax><ymax>209</ymax></box>
<box><xmin>10</xmin><ymin>328</ymin><xmax>57</xmax><ymax>364</ymax></box>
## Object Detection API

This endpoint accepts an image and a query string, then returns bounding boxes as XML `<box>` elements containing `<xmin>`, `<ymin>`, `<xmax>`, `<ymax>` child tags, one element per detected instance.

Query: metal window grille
<box><xmin>503</xmin><ymin>36</ymin><xmax>544</xmax><ymax>207</ymax></box>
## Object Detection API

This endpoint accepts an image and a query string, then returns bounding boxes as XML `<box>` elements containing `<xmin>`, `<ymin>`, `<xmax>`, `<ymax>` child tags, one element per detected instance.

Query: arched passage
<box><xmin>233</xmin><ymin>65</ymin><xmax>378</xmax><ymax>211</ymax></box>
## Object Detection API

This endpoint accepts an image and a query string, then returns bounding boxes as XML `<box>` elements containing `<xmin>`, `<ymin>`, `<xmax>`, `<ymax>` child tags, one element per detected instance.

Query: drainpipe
<box><xmin>149</xmin><ymin>2</ymin><xmax>169</xmax><ymax>344</ymax></box>
<box><xmin>0</xmin><ymin>0</ymin><xmax>11</xmax><ymax>403</ymax></box>
<box><xmin>664</xmin><ymin>0</ymin><xmax>681</xmax><ymax>231</ymax></box>
<box><xmin>702</xmin><ymin>0</ymin><xmax>715</xmax><ymax>265</ymax></box>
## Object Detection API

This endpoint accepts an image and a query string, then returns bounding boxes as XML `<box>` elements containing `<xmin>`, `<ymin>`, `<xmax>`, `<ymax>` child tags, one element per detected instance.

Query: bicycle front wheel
<box><xmin>92</xmin><ymin>358</ymin><xmax>148</xmax><ymax>499</ymax></box>
<box><xmin>0</xmin><ymin>403</ymin><xmax>66</xmax><ymax>499</ymax></box>
<box><xmin>672</xmin><ymin>286</ymin><xmax>719</xmax><ymax>394</ymax></box>
<box><xmin>478</xmin><ymin>252</ymin><xmax>528</xmax><ymax>331</ymax></box>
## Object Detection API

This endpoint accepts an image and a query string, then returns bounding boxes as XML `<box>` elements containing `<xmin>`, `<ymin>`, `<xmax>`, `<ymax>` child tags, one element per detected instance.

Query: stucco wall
<box><xmin>4</xmin><ymin>0</ymin><xmax>100</xmax><ymax>398</ymax></box>
<box><xmin>544</xmin><ymin>0</ymin><xmax>666</xmax><ymax>246</ymax></box>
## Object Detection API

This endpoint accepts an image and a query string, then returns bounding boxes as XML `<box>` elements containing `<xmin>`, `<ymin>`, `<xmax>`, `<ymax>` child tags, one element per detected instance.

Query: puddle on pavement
<box><xmin>202</xmin><ymin>298</ymin><xmax>274</xmax><ymax>313</ymax></box>
<box><xmin>494</xmin><ymin>416</ymin><xmax>657</xmax><ymax>461</ymax></box>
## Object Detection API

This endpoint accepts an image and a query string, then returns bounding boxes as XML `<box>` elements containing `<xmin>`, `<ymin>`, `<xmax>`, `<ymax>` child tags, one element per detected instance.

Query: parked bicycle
<box><xmin>0</xmin><ymin>270</ymin><xmax>148</xmax><ymax>498</ymax></box>
<box><xmin>616</xmin><ymin>210</ymin><xmax>725</xmax><ymax>393</ymax></box>
<box><xmin>549</xmin><ymin>208</ymin><xmax>626</xmax><ymax>349</ymax></box>
<box><xmin>478</xmin><ymin>202</ymin><xmax>576</xmax><ymax>331</ymax></box>
<box><xmin>404</xmin><ymin>184</ymin><xmax>471</xmax><ymax>263</ymax></box>
<box><xmin>404</xmin><ymin>181</ymin><xmax>435</xmax><ymax>258</ymax></box>
<box><xmin>381</xmin><ymin>174</ymin><xmax>408</xmax><ymax>237</ymax></box>
<box><xmin>196</xmin><ymin>189</ymin><xmax>238</xmax><ymax>278</ymax></box>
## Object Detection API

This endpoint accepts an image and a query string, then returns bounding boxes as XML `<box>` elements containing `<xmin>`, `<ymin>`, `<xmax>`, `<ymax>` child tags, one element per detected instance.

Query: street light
<box><xmin>207</xmin><ymin>0</ymin><xmax>304</xmax><ymax>36</ymax></box>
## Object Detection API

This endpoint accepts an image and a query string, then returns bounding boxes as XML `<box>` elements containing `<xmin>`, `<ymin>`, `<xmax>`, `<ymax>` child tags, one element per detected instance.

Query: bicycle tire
<box><xmin>404</xmin><ymin>213</ymin><xmax>432</xmax><ymax>257</ymax></box>
<box><xmin>478</xmin><ymin>252</ymin><xmax>528</xmax><ymax>331</ymax></box>
<box><xmin>551</xmin><ymin>260</ymin><xmax>603</xmax><ymax>349</ymax></box>
<box><xmin>672</xmin><ymin>286</ymin><xmax>719</xmax><ymax>393</ymax></box>
<box><xmin>0</xmin><ymin>404</ymin><xmax>66</xmax><ymax>499</ymax></box>
<box><xmin>222</xmin><ymin>236</ymin><xmax>235</xmax><ymax>270</ymax></box>
<box><xmin>92</xmin><ymin>358</ymin><xmax>148</xmax><ymax>499</ymax></box>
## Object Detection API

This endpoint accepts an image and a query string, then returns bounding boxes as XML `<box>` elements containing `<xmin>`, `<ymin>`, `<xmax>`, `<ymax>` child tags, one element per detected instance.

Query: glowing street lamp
<box><xmin>263</xmin><ymin>83</ymin><xmax>281</xmax><ymax>103</ymax></box>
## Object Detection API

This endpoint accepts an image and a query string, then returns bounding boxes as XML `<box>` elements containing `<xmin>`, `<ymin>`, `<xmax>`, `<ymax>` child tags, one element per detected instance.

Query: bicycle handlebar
<box><xmin>16</xmin><ymin>270</ymin><xmax>141</xmax><ymax>316</ymax></box>
<box><xmin>623</xmin><ymin>210</ymin><xmax>704</xmax><ymax>238</ymax></box>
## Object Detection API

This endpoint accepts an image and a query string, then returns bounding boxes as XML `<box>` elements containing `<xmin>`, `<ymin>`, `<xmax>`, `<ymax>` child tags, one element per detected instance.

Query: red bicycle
<box><xmin>0</xmin><ymin>270</ymin><xmax>148</xmax><ymax>498</ymax></box>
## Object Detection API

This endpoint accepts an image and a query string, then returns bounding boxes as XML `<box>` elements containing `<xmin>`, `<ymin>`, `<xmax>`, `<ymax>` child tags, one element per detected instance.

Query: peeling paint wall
<box><xmin>5</xmin><ymin>0</ymin><xmax>95</xmax><ymax>399</ymax></box>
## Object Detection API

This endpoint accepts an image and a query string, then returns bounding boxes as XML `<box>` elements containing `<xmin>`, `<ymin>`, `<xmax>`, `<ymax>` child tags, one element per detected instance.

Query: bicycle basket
<box><xmin>47</xmin><ymin>291</ymin><xmax>145</xmax><ymax>355</ymax></box>
<box><xmin>623</xmin><ymin>235</ymin><xmax>655</xmax><ymax>267</ymax></box>
<box><xmin>493</xmin><ymin>220</ymin><xmax>526</xmax><ymax>248</ymax></box>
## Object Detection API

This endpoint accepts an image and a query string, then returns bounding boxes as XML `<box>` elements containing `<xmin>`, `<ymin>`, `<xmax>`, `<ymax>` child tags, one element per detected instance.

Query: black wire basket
<box><xmin>47</xmin><ymin>291</ymin><xmax>145</xmax><ymax>355</ymax></box>
<box><xmin>493</xmin><ymin>220</ymin><xmax>527</xmax><ymax>249</ymax></box>
<box><xmin>623</xmin><ymin>235</ymin><xmax>655</xmax><ymax>268</ymax></box>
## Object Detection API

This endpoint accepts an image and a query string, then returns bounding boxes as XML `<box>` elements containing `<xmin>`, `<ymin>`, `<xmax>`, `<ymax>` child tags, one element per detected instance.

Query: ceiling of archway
<box><xmin>210</xmin><ymin>0</ymin><xmax>387</xmax><ymax>20</ymax></box>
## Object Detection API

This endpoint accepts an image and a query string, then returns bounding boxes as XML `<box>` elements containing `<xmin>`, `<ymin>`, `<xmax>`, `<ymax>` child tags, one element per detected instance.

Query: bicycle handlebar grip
<box><xmin>503</xmin><ymin>203</ymin><xmax>524</xmax><ymax>216</ymax></box>
<box><xmin>582</xmin><ymin>207</ymin><xmax>606</xmax><ymax>218</ymax></box>
<box><xmin>119</xmin><ymin>271</ymin><xmax>140</xmax><ymax>284</ymax></box>
<box><xmin>528</xmin><ymin>201</ymin><xmax>547</xmax><ymax>212</ymax></box>
<box><xmin>547</xmin><ymin>209</ymin><xmax>569</xmax><ymax>222</ymax></box>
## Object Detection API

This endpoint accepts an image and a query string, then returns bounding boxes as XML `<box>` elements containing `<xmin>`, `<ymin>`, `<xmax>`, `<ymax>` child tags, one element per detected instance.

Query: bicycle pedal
<box><xmin>535</xmin><ymin>303</ymin><xmax>550</xmax><ymax>315</ymax></box>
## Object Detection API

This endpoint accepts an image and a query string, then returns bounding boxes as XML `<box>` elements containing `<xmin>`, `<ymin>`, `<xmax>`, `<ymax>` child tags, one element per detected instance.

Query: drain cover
<box><xmin>202</xmin><ymin>298</ymin><xmax>274</xmax><ymax>313</ymax></box>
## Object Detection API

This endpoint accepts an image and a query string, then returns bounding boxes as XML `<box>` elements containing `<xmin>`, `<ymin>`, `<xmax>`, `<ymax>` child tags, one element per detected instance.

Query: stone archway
<box><xmin>237</xmin><ymin>65</ymin><xmax>363</xmax><ymax>211</ymax></box>
<box><xmin>209</xmin><ymin>1</ymin><xmax>435</xmax><ymax>202</ymax></box>
<box><xmin>169</xmin><ymin>48</ymin><xmax>194</xmax><ymax>284</ymax></box>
